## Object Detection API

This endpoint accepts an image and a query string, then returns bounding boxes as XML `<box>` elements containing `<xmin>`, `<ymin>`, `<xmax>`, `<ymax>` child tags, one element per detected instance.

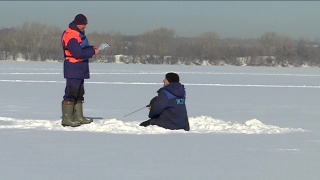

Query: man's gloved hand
<box><xmin>146</xmin><ymin>96</ymin><xmax>157</xmax><ymax>110</ymax></box>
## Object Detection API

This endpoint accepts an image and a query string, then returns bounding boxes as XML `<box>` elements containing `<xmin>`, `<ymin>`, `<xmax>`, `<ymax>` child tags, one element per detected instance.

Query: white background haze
<box><xmin>1</xmin><ymin>1</ymin><xmax>320</xmax><ymax>39</ymax></box>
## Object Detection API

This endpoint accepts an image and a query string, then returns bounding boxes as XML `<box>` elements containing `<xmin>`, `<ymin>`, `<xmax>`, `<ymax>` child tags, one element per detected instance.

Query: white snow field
<box><xmin>0</xmin><ymin>61</ymin><xmax>320</xmax><ymax>180</ymax></box>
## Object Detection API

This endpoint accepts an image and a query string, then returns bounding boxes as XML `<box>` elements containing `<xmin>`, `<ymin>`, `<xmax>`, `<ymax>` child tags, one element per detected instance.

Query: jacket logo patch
<box><xmin>176</xmin><ymin>98</ymin><xmax>185</xmax><ymax>105</ymax></box>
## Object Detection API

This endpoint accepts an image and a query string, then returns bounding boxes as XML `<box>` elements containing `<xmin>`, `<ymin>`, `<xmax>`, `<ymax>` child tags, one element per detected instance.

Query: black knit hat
<box><xmin>74</xmin><ymin>14</ymin><xmax>88</xmax><ymax>25</ymax></box>
<box><xmin>165</xmin><ymin>72</ymin><xmax>179</xmax><ymax>83</ymax></box>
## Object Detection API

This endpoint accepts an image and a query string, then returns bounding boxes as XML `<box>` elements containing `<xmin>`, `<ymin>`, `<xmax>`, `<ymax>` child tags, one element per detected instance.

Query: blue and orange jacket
<box><xmin>149</xmin><ymin>82</ymin><xmax>190</xmax><ymax>131</ymax></box>
<box><xmin>61</xmin><ymin>22</ymin><xmax>95</xmax><ymax>79</ymax></box>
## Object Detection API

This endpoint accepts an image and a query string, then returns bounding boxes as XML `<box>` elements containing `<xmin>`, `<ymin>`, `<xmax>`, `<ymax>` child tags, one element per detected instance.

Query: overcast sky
<box><xmin>1</xmin><ymin>1</ymin><xmax>319</xmax><ymax>40</ymax></box>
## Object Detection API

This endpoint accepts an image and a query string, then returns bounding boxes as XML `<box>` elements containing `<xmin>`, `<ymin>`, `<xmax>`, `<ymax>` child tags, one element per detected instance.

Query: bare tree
<box><xmin>258</xmin><ymin>32</ymin><xmax>279</xmax><ymax>56</ymax></box>
<box><xmin>140</xmin><ymin>27</ymin><xmax>175</xmax><ymax>57</ymax></box>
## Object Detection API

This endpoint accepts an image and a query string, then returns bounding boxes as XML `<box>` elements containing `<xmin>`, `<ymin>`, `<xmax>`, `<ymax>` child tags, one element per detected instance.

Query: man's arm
<box><xmin>67</xmin><ymin>38</ymin><xmax>95</xmax><ymax>59</ymax></box>
<box><xmin>148</xmin><ymin>91</ymin><xmax>168</xmax><ymax>119</ymax></box>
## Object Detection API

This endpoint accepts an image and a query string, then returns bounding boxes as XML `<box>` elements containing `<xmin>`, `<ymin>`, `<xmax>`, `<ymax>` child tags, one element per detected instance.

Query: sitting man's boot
<box><xmin>139</xmin><ymin>119</ymin><xmax>151</xmax><ymax>127</ymax></box>
<box><xmin>74</xmin><ymin>101</ymin><xmax>93</xmax><ymax>124</ymax></box>
<box><xmin>61</xmin><ymin>100</ymin><xmax>81</xmax><ymax>127</ymax></box>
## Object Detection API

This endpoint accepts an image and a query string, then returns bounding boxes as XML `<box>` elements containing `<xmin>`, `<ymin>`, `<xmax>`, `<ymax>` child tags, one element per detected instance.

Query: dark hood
<box><xmin>69</xmin><ymin>22</ymin><xmax>84</xmax><ymax>35</ymax></box>
<box><xmin>160</xmin><ymin>82</ymin><xmax>186</xmax><ymax>98</ymax></box>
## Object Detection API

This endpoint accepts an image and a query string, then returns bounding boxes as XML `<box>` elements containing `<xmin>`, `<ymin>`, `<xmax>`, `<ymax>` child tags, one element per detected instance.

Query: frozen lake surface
<box><xmin>0</xmin><ymin>61</ymin><xmax>319</xmax><ymax>180</ymax></box>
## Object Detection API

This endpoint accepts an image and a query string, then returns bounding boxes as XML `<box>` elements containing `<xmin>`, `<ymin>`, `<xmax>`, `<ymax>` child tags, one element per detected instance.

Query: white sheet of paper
<box><xmin>98</xmin><ymin>43</ymin><xmax>110</xmax><ymax>50</ymax></box>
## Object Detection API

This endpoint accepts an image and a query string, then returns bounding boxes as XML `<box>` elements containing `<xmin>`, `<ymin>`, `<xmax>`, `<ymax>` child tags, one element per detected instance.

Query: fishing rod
<box><xmin>123</xmin><ymin>105</ymin><xmax>149</xmax><ymax>117</ymax></box>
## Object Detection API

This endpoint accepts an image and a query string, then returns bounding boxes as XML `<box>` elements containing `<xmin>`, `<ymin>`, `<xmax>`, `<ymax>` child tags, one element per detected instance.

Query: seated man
<box><xmin>140</xmin><ymin>72</ymin><xmax>190</xmax><ymax>131</ymax></box>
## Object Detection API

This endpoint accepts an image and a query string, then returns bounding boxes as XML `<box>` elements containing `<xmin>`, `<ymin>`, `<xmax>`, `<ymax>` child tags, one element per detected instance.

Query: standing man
<box><xmin>140</xmin><ymin>72</ymin><xmax>190</xmax><ymax>131</ymax></box>
<box><xmin>61</xmin><ymin>14</ymin><xmax>100</xmax><ymax>127</ymax></box>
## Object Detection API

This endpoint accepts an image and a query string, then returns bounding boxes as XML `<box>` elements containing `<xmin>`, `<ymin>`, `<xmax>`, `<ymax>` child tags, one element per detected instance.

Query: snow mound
<box><xmin>0</xmin><ymin>116</ymin><xmax>305</xmax><ymax>134</ymax></box>
<box><xmin>190</xmin><ymin>116</ymin><xmax>305</xmax><ymax>134</ymax></box>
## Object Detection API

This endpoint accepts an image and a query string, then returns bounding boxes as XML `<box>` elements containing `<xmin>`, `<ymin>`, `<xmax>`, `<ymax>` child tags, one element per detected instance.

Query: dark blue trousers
<box><xmin>63</xmin><ymin>78</ymin><xmax>85</xmax><ymax>103</ymax></box>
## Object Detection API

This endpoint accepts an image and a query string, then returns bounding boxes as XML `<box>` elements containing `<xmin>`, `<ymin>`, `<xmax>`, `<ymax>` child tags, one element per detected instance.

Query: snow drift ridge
<box><xmin>0</xmin><ymin>116</ymin><xmax>305</xmax><ymax>134</ymax></box>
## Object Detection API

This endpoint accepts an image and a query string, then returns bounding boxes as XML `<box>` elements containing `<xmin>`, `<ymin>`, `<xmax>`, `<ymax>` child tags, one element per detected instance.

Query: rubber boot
<box><xmin>74</xmin><ymin>101</ymin><xmax>93</xmax><ymax>124</ymax></box>
<box><xmin>61</xmin><ymin>100</ymin><xmax>81</xmax><ymax>127</ymax></box>
<box><xmin>139</xmin><ymin>119</ymin><xmax>151</xmax><ymax>127</ymax></box>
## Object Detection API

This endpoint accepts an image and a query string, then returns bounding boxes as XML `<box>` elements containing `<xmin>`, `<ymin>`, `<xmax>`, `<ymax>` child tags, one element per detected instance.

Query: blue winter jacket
<box><xmin>149</xmin><ymin>82</ymin><xmax>190</xmax><ymax>131</ymax></box>
<box><xmin>61</xmin><ymin>22</ymin><xmax>95</xmax><ymax>79</ymax></box>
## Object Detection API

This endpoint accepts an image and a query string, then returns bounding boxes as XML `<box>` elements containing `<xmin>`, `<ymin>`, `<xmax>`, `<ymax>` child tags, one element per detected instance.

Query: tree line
<box><xmin>1</xmin><ymin>22</ymin><xmax>320</xmax><ymax>67</ymax></box>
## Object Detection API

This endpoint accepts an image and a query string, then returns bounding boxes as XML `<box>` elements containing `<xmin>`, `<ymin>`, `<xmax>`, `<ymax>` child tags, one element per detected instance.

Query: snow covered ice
<box><xmin>0</xmin><ymin>61</ymin><xmax>320</xmax><ymax>180</ymax></box>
